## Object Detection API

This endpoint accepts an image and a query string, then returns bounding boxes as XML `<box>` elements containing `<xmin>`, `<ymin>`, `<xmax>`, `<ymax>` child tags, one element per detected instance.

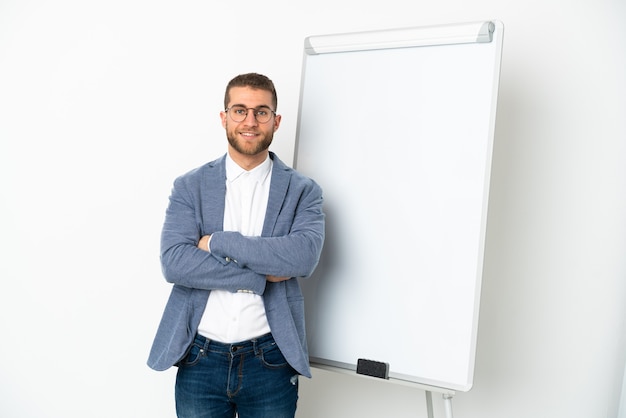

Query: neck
<box><xmin>228</xmin><ymin>147</ymin><xmax>269</xmax><ymax>171</ymax></box>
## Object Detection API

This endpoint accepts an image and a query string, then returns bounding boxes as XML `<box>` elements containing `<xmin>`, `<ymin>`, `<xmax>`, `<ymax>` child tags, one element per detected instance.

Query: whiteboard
<box><xmin>294</xmin><ymin>21</ymin><xmax>504</xmax><ymax>392</ymax></box>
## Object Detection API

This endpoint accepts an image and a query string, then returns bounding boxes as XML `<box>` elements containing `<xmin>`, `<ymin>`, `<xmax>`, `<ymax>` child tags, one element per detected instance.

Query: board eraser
<box><xmin>356</xmin><ymin>358</ymin><xmax>389</xmax><ymax>379</ymax></box>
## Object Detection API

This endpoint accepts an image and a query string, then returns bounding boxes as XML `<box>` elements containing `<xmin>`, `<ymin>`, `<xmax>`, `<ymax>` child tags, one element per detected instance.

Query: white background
<box><xmin>0</xmin><ymin>1</ymin><xmax>624</xmax><ymax>417</ymax></box>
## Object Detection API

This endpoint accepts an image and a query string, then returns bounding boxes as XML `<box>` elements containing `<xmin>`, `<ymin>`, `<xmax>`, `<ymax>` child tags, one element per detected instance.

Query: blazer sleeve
<box><xmin>208</xmin><ymin>176</ymin><xmax>325</xmax><ymax>279</ymax></box>
<box><xmin>159</xmin><ymin>172</ymin><xmax>267</xmax><ymax>295</ymax></box>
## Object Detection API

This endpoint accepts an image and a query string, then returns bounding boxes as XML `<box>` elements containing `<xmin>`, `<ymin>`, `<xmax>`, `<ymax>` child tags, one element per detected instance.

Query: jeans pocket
<box><xmin>178</xmin><ymin>342</ymin><xmax>205</xmax><ymax>367</ymax></box>
<box><xmin>259</xmin><ymin>343</ymin><xmax>289</xmax><ymax>369</ymax></box>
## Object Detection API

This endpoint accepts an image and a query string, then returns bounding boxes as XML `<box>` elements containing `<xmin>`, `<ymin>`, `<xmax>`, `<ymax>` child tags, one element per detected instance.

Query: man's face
<box><xmin>220</xmin><ymin>86</ymin><xmax>281</xmax><ymax>164</ymax></box>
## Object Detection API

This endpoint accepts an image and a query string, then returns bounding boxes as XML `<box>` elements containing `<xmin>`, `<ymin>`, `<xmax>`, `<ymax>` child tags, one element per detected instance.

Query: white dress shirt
<box><xmin>197</xmin><ymin>153</ymin><xmax>273</xmax><ymax>343</ymax></box>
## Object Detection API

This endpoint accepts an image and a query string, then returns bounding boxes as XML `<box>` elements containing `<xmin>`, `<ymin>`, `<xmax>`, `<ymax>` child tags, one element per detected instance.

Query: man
<box><xmin>148</xmin><ymin>73</ymin><xmax>325</xmax><ymax>418</ymax></box>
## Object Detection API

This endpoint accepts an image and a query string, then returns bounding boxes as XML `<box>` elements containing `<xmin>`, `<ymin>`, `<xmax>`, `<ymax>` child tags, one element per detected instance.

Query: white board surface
<box><xmin>294</xmin><ymin>21</ymin><xmax>504</xmax><ymax>391</ymax></box>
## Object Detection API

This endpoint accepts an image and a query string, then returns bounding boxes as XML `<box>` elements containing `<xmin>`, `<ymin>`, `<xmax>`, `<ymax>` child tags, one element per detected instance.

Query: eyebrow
<box><xmin>230</xmin><ymin>103</ymin><xmax>273</xmax><ymax>110</ymax></box>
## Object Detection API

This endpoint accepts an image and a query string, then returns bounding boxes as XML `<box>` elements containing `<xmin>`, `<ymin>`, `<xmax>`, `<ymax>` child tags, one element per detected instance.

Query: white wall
<box><xmin>0</xmin><ymin>1</ymin><xmax>624</xmax><ymax>418</ymax></box>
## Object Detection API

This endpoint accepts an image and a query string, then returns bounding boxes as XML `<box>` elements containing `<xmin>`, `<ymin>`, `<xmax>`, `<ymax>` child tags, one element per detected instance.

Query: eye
<box><xmin>233</xmin><ymin>107</ymin><xmax>247</xmax><ymax>116</ymax></box>
<box><xmin>256</xmin><ymin>109</ymin><xmax>269</xmax><ymax>117</ymax></box>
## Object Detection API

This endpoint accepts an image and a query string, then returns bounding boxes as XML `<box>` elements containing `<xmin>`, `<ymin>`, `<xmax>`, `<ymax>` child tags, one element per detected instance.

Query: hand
<box><xmin>197</xmin><ymin>235</ymin><xmax>211</xmax><ymax>252</ymax></box>
<box><xmin>266</xmin><ymin>275</ymin><xmax>291</xmax><ymax>283</ymax></box>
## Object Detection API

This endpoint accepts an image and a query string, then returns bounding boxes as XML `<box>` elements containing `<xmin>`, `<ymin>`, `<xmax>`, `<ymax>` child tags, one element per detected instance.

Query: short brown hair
<box><xmin>224</xmin><ymin>73</ymin><xmax>278</xmax><ymax>111</ymax></box>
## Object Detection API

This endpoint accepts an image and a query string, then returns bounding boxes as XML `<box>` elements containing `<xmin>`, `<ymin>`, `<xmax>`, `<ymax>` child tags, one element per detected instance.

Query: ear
<box><xmin>273</xmin><ymin>114</ymin><xmax>282</xmax><ymax>131</ymax></box>
<box><xmin>220</xmin><ymin>111</ymin><xmax>227</xmax><ymax>128</ymax></box>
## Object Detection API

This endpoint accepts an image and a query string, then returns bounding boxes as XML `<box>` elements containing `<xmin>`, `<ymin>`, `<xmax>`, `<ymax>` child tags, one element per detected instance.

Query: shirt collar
<box><xmin>225</xmin><ymin>153</ymin><xmax>272</xmax><ymax>185</ymax></box>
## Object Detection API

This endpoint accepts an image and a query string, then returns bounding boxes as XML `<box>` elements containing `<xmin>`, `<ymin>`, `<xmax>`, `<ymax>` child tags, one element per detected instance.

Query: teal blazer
<box><xmin>147</xmin><ymin>152</ymin><xmax>325</xmax><ymax>377</ymax></box>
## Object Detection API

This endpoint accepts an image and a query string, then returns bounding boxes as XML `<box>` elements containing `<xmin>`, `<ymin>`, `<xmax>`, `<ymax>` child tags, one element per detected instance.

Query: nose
<box><xmin>243</xmin><ymin>109</ymin><xmax>259</xmax><ymax>125</ymax></box>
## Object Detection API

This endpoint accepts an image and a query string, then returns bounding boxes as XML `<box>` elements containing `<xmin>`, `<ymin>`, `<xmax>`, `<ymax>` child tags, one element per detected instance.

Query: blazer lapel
<box><xmin>201</xmin><ymin>155</ymin><xmax>227</xmax><ymax>234</ymax></box>
<box><xmin>263</xmin><ymin>152</ymin><xmax>291</xmax><ymax>237</ymax></box>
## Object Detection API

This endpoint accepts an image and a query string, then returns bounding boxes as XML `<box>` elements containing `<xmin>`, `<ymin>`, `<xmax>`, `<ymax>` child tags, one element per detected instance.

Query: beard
<box><xmin>226</xmin><ymin>123</ymin><xmax>274</xmax><ymax>156</ymax></box>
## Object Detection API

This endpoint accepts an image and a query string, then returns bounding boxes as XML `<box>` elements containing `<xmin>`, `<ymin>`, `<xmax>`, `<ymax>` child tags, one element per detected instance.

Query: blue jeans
<box><xmin>175</xmin><ymin>333</ymin><xmax>299</xmax><ymax>418</ymax></box>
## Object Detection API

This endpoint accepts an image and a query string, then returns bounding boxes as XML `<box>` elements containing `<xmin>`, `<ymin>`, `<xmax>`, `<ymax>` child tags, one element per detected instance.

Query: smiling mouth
<box><xmin>240</xmin><ymin>132</ymin><xmax>258</xmax><ymax>138</ymax></box>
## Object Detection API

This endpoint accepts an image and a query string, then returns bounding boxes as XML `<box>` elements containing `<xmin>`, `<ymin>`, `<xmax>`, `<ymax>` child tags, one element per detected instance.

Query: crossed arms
<box><xmin>159</xmin><ymin>171</ymin><xmax>325</xmax><ymax>295</ymax></box>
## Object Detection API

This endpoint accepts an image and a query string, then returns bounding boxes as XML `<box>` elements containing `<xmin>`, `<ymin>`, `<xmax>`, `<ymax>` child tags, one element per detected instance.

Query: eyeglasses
<box><xmin>225</xmin><ymin>105</ymin><xmax>276</xmax><ymax>124</ymax></box>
